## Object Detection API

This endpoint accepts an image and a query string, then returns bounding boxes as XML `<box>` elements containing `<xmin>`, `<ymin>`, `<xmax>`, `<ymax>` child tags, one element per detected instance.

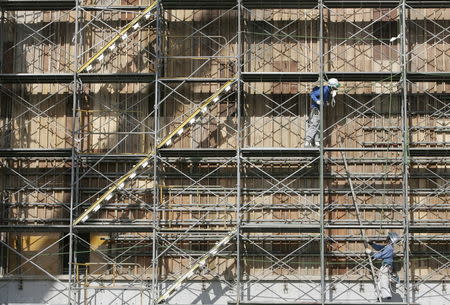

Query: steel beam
<box><xmin>0</xmin><ymin>73</ymin><xmax>156</xmax><ymax>83</ymax></box>
<box><xmin>409</xmin><ymin>148</ymin><xmax>450</xmax><ymax>157</ymax></box>
<box><xmin>162</xmin><ymin>0</ymin><xmax>450</xmax><ymax>9</ymax></box>
<box><xmin>240</xmin><ymin>223</ymin><xmax>320</xmax><ymax>233</ymax></box>
<box><xmin>242</xmin><ymin>72</ymin><xmax>450</xmax><ymax>82</ymax></box>
<box><xmin>0</xmin><ymin>225</ymin><xmax>153</xmax><ymax>232</ymax></box>
<box><xmin>0</xmin><ymin>0</ymin><xmax>75</xmax><ymax>10</ymax></box>
<box><xmin>2</xmin><ymin>72</ymin><xmax>447</xmax><ymax>84</ymax></box>
<box><xmin>0</xmin><ymin>148</ymin><xmax>72</xmax><ymax>158</ymax></box>
<box><xmin>3</xmin><ymin>224</ymin><xmax>449</xmax><ymax>233</ymax></box>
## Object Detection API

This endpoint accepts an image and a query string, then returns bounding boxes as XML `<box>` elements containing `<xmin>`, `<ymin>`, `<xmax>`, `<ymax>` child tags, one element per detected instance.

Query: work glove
<box><xmin>315</xmin><ymin>100</ymin><xmax>321</xmax><ymax>105</ymax></box>
<box><xmin>365</xmin><ymin>248</ymin><xmax>372</xmax><ymax>255</ymax></box>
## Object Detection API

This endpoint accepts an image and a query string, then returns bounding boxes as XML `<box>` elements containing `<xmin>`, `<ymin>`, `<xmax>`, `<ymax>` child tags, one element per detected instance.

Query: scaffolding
<box><xmin>0</xmin><ymin>0</ymin><xmax>449</xmax><ymax>305</ymax></box>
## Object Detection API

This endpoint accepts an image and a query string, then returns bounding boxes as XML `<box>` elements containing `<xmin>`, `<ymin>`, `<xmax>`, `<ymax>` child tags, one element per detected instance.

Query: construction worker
<box><xmin>366</xmin><ymin>232</ymin><xmax>399</xmax><ymax>301</ymax></box>
<box><xmin>305</xmin><ymin>78</ymin><xmax>340</xmax><ymax>147</ymax></box>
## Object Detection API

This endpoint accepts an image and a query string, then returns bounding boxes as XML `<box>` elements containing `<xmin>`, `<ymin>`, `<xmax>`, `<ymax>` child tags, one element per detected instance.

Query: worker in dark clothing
<box><xmin>366</xmin><ymin>232</ymin><xmax>399</xmax><ymax>301</ymax></box>
<box><xmin>305</xmin><ymin>78</ymin><xmax>340</xmax><ymax>147</ymax></box>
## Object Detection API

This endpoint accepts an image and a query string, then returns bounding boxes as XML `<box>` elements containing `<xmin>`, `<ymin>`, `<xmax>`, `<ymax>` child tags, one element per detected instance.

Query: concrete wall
<box><xmin>1</xmin><ymin>280</ymin><xmax>449</xmax><ymax>305</ymax></box>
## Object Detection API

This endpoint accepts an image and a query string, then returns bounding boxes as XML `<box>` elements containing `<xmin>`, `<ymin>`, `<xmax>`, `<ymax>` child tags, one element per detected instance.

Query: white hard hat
<box><xmin>328</xmin><ymin>78</ymin><xmax>340</xmax><ymax>89</ymax></box>
<box><xmin>387</xmin><ymin>232</ymin><xmax>400</xmax><ymax>244</ymax></box>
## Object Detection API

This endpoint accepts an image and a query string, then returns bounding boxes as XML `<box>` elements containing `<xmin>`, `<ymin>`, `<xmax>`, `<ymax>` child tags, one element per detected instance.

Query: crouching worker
<box><xmin>366</xmin><ymin>232</ymin><xmax>399</xmax><ymax>301</ymax></box>
<box><xmin>304</xmin><ymin>78</ymin><xmax>340</xmax><ymax>147</ymax></box>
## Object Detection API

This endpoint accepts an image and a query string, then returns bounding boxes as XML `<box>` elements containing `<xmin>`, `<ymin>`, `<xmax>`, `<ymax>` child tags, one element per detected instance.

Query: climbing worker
<box><xmin>366</xmin><ymin>232</ymin><xmax>400</xmax><ymax>301</ymax></box>
<box><xmin>304</xmin><ymin>78</ymin><xmax>340</xmax><ymax>147</ymax></box>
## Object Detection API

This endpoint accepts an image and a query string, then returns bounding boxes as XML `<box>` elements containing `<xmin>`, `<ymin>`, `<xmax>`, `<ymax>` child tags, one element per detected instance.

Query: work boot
<box><xmin>315</xmin><ymin>141</ymin><xmax>320</xmax><ymax>147</ymax></box>
<box><xmin>304</xmin><ymin>141</ymin><xmax>312</xmax><ymax>148</ymax></box>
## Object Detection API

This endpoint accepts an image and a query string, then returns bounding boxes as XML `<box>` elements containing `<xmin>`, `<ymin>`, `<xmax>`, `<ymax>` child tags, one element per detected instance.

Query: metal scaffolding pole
<box><xmin>400</xmin><ymin>1</ymin><xmax>411</xmax><ymax>303</ymax></box>
<box><xmin>0</xmin><ymin>5</ymin><xmax>4</xmax><ymax>282</ymax></box>
<box><xmin>68</xmin><ymin>0</ymin><xmax>80</xmax><ymax>303</ymax></box>
<box><xmin>319</xmin><ymin>1</ymin><xmax>326</xmax><ymax>304</ymax></box>
<box><xmin>152</xmin><ymin>1</ymin><xmax>162</xmax><ymax>304</ymax></box>
<box><xmin>341</xmin><ymin>151</ymin><xmax>381</xmax><ymax>301</ymax></box>
<box><xmin>1</xmin><ymin>1</ymin><xmax>450</xmax><ymax>305</ymax></box>
<box><xmin>236</xmin><ymin>0</ymin><xmax>243</xmax><ymax>304</ymax></box>
<box><xmin>0</xmin><ymin>8</ymin><xmax>3</xmax><ymax>72</ymax></box>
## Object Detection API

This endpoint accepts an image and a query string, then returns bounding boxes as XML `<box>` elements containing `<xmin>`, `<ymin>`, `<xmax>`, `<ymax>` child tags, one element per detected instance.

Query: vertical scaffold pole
<box><xmin>152</xmin><ymin>1</ymin><xmax>162</xmax><ymax>304</ymax></box>
<box><xmin>319</xmin><ymin>1</ymin><xmax>325</xmax><ymax>304</ymax></box>
<box><xmin>68</xmin><ymin>0</ymin><xmax>81</xmax><ymax>304</ymax></box>
<box><xmin>236</xmin><ymin>0</ymin><xmax>243</xmax><ymax>304</ymax></box>
<box><xmin>400</xmin><ymin>0</ymin><xmax>411</xmax><ymax>303</ymax></box>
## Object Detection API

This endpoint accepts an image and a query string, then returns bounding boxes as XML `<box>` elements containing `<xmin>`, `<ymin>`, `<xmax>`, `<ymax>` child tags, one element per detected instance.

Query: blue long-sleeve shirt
<box><xmin>370</xmin><ymin>243</ymin><xmax>394</xmax><ymax>267</ymax></box>
<box><xmin>310</xmin><ymin>85</ymin><xmax>332</xmax><ymax>109</ymax></box>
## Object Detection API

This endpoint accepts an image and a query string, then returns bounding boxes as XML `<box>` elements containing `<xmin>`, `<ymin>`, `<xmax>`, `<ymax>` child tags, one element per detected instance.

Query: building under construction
<box><xmin>0</xmin><ymin>0</ymin><xmax>449</xmax><ymax>304</ymax></box>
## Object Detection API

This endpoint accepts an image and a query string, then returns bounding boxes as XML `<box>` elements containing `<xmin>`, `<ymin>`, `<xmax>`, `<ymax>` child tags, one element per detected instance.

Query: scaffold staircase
<box><xmin>73</xmin><ymin>79</ymin><xmax>235</xmax><ymax>224</ymax></box>
<box><xmin>156</xmin><ymin>229</ymin><xmax>236</xmax><ymax>303</ymax></box>
<box><xmin>77</xmin><ymin>1</ymin><xmax>157</xmax><ymax>73</ymax></box>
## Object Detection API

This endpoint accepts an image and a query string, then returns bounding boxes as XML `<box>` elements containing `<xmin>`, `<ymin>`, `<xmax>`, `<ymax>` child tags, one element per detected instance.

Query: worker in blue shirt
<box><xmin>305</xmin><ymin>78</ymin><xmax>340</xmax><ymax>147</ymax></box>
<box><xmin>366</xmin><ymin>232</ymin><xmax>399</xmax><ymax>301</ymax></box>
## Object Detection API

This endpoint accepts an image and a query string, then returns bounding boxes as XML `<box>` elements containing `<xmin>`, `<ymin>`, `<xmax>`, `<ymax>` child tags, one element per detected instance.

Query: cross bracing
<box><xmin>0</xmin><ymin>1</ymin><xmax>449</xmax><ymax>305</ymax></box>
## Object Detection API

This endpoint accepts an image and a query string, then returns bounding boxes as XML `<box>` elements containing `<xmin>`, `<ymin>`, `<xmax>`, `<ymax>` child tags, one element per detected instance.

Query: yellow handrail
<box><xmin>73</xmin><ymin>79</ymin><xmax>236</xmax><ymax>225</ymax></box>
<box><xmin>77</xmin><ymin>1</ymin><xmax>157</xmax><ymax>73</ymax></box>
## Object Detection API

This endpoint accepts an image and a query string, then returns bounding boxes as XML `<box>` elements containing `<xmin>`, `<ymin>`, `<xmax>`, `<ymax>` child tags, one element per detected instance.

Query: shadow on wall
<box><xmin>166</xmin><ymin>263</ymin><xmax>236</xmax><ymax>304</ymax></box>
